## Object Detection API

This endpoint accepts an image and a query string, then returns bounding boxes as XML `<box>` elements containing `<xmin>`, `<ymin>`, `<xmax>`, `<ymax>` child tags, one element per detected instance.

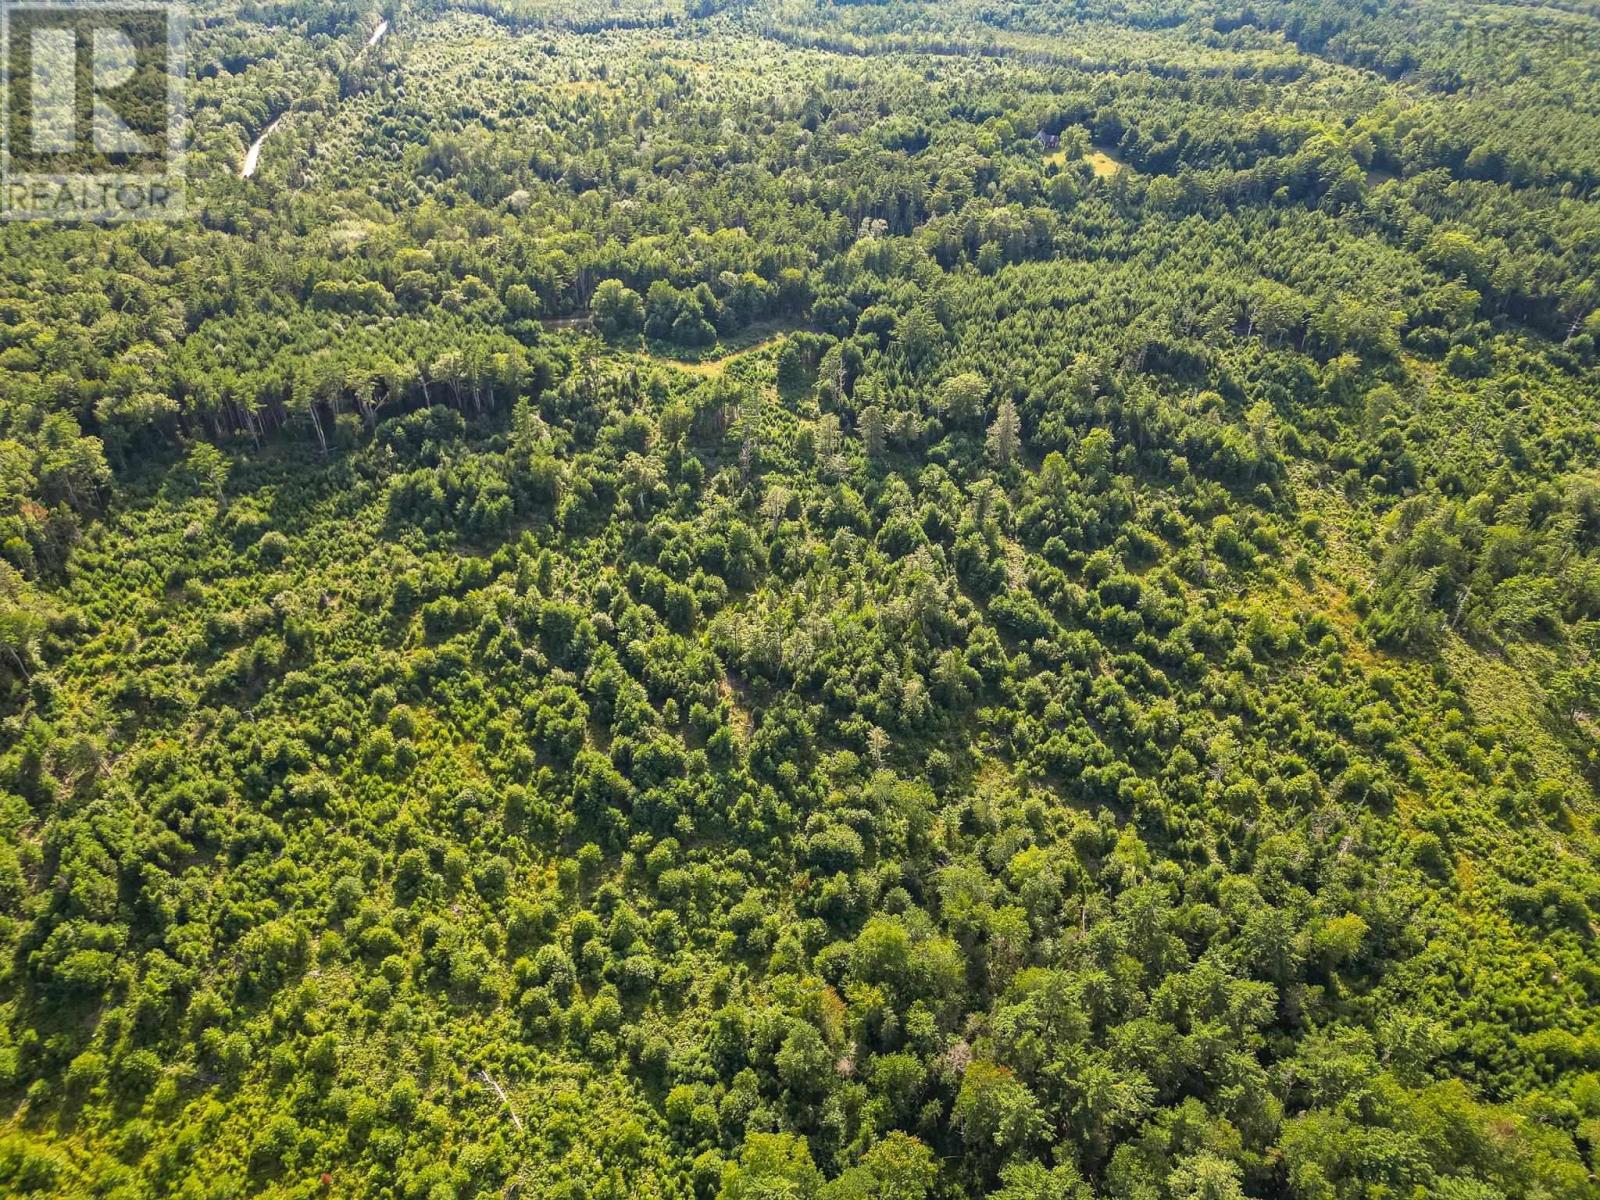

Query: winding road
<box><xmin>239</xmin><ymin>115</ymin><xmax>283</xmax><ymax>179</ymax></box>
<box><xmin>240</xmin><ymin>19</ymin><xmax>390</xmax><ymax>179</ymax></box>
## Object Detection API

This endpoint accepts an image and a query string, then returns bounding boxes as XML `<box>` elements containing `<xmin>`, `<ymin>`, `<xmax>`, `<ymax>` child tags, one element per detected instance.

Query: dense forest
<box><xmin>3</xmin><ymin>0</ymin><xmax>1600</xmax><ymax>1196</ymax></box>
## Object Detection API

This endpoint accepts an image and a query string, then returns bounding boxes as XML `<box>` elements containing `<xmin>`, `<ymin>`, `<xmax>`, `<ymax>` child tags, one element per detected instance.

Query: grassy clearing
<box><xmin>1043</xmin><ymin>148</ymin><xmax>1127</xmax><ymax>175</ymax></box>
<box><xmin>1087</xmin><ymin>149</ymin><xmax>1126</xmax><ymax>176</ymax></box>
<box><xmin>1440</xmin><ymin>634</ymin><xmax>1589</xmax><ymax>793</ymax></box>
<box><xmin>638</xmin><ymin>322</ymin><xmax>796</xmax><ymax>376</ymax></box>
<box><xmin>1293</xmin><ymin>462</ymin><xmax>1591</xmax><ymax>796</ymax></box>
